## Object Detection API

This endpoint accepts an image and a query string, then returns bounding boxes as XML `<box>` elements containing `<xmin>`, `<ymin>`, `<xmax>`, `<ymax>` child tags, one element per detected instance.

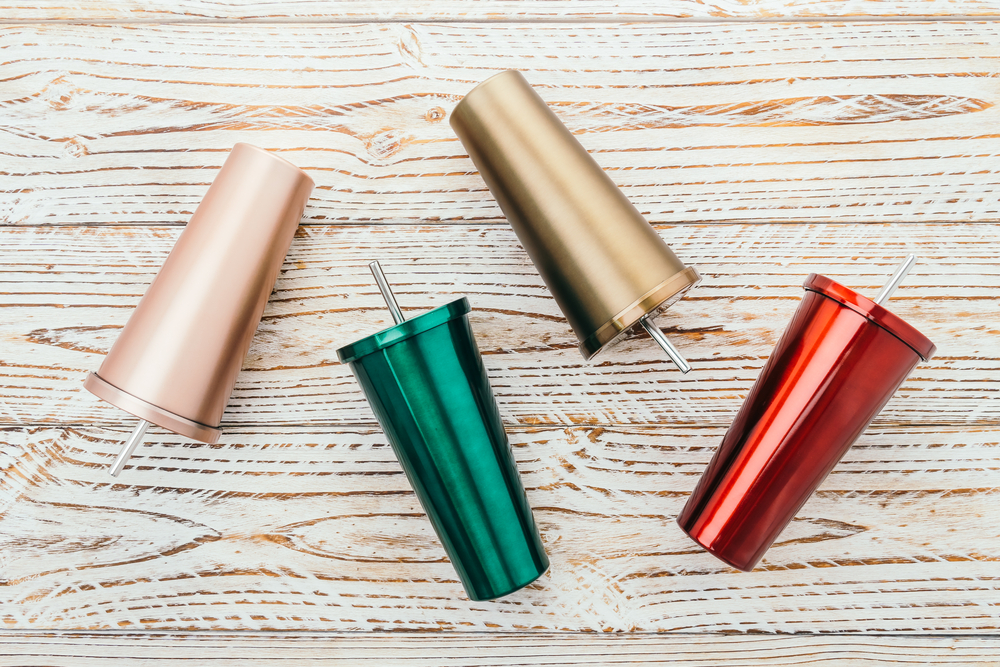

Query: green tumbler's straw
<box><xmin>339</xmin><ymin>262</ymin><xmax>549</xmax><ymax>600</ymax></box>
<box><xmin>369</xmin><ymin>260</ymin><xmax>406</xmax><ymax>325</ymax></box>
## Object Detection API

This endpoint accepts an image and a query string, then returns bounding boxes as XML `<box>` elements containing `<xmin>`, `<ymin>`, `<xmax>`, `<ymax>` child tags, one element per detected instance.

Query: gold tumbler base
<box><xmin>578</xmin><ymin>266</ymin><xmax>702</xmax><ymax>360</ymax></box>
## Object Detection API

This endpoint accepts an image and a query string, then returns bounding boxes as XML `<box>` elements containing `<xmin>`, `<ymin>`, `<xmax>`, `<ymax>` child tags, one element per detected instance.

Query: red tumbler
<box><xmin>677</xmin><ymin>260</ymin><xmax>936</xmax><ymax>571</ymax></box>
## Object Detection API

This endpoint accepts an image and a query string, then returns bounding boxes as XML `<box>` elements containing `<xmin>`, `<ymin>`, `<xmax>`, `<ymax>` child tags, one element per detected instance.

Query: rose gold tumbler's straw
<box><xmin>110</xmin><ymin>420</ymin><xmax>152</xmax><ymax>476</ymax></box>
<box><xmin>86</xmin><ymin>143</ymin><xmax>314</xmax><ymax>476</ymax></box>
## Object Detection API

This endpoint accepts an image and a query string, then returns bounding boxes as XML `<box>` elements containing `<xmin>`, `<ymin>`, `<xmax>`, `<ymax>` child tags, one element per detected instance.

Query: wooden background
<box><xmin>2</xmin><ymin>2</ymin><xmax>999</xmax><ymax>664</ymax></box>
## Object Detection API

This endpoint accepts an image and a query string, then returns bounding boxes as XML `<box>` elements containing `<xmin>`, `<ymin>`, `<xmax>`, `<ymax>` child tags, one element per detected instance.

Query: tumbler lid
<box><xmin>804</xmin><ymin>274</ymin><xmax>937</xmax><ymax>361</ymax></box>
<box><xmin>336</xmin><ymin>298</ymin><xmax>471</xmax><ymax>364</ymax></box>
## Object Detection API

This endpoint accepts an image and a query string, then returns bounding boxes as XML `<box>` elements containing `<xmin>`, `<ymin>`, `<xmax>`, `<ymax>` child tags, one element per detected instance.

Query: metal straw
<box><xmin>874</xmin><ymin>255</ymin><xmax>917</xmax><ymax>306</ymax></box>
<box><xmin>640</xmin><ymin>314</ymin><xmax>692</xmax><ymax>374</ymax></box>
<box><xmin>369</xmin><ymin>261</ymin><xmax>405</xmax><ymax>325</ymax></box>
<box><xmin>110</xmin><ymin>419</ymin><xmax>150</xmax><ymax>477</ymax></box>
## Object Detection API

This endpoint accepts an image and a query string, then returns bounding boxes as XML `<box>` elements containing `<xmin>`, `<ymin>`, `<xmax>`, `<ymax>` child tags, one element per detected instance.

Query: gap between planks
<box><xmin>3</xmin><ymin>424</ymin><xmax>1000</xmax><ymax>632</ymax></box>
<box><xmin>1</xmin><ymin>631</ymin><xmax>1000</xmax><ymax>665</ymax></box>
<box><xmin>3</xmin><ymin>16</ymin><xmax>1000</xmax><ymax>24</ymax></box>
<box><xmin>2</xmin><ymin>223</ymin><xmax>995</xmax><ymax>430</ymax></box>
<box><xmin>4</xmin><ymin>22</ymin><xmax>1000</xmax><ymax>227</ymax></box>
<box><xmin>4</xmin><ymin>0</ymin><xmax>1000</xmax><ymax>23</ymax></box>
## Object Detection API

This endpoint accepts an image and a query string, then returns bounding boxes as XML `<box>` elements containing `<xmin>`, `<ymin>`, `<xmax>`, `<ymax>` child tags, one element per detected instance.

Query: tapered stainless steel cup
<box><xmin>679</xmin><ymin>262</ymin><xmax>936</xmax><ymax>571</ymax></box>
<box><xmin>85</xmin><ymin>143</ymin><xmax>314</xmax><ymax>472</ymax></box>
<box><xmin>450</xmin><ymin>70</ymin><xmax>701</xmax><ymax>363</ymax></box>
<box><xmin>338</xmin><ymin>295</ymin><xmax>549</xmax><ymax>601</ymax></box>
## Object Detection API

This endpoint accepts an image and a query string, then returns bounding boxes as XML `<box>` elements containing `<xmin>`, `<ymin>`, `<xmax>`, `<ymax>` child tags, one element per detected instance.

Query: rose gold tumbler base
<box><xmin>84</xmin><ymin>372</ymin><xmax>222</xmax><ymax>444</ymax></box>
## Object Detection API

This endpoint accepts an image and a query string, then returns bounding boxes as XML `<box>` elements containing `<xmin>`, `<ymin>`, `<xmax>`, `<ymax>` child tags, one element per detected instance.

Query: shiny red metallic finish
<box><xmin>677</xmin><ymin>274</ymin><xmax>936</xmax><ymax>571</ymax></box>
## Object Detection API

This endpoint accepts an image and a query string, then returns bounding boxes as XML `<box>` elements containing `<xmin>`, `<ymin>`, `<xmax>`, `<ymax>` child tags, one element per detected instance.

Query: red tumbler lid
<box><xmin>804</xmin><ymin>274</ymin><xmax>937</xmax><ymax>362</ymax></box>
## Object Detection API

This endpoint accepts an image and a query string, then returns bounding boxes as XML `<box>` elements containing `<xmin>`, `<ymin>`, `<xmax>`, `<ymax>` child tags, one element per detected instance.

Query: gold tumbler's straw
<box><xmin>449</xmin><ymin>70</ymin><xmax>701</xmax><ymax>368</ymax></box>
<box><xmin>639</xmin><ymin>315</ymin><xmax>692</xmax><ymax>374</ymax></box>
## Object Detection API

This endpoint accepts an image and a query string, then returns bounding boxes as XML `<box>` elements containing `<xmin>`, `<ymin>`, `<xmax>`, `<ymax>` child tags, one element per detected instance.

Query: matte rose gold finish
<box><xmin>450</xmin><ymin>69</ymin><xmax>701</xmax><ymax>362</ymax></box>
<box><xmin>84</xmin><ymin>143</ymin><xmax>314</xmax><ymax>465</ymax></box>
<box><xmin>85</xmin><ymin>373</ymin><xmax>223</xmax><ymax>443</ymax></box>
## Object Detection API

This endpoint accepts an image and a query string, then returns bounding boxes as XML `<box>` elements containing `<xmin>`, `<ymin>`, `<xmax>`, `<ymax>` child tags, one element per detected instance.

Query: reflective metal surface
<box><xmin>337</xmin><ymin>298</ymin><xmax>549</xmax><ymax>600</ymax></box>
<box><xmin>85</xmin><ymin>143</ymin><xmax>314</xmax><ymax>444</ymax></box>
<box><xmin>640</xmin><ymin>313</ymin><xmax>692</xmax><ymax>374</ymax></box>
<box><xmin>369</xmin><ymin>260</ymin><xmax>405</xmax><ymax>325</ymax></box>
<box><xmin>450</xmin><ymin>70</ymin><xmax>700</xmax><ymax>360</ymax></box>
<box><xmin>109</xmin><ymin>419</ymin><xmax>150</xmax><ymax>477</ymax></box>
<box><xmin>874</xmin><ymin>254</ymin><xmax>917</xmax><ymax>305</ymax></box>
<box><xmin>677</xmin><ymin>274</ymin><xmax>936</xmax><ymax>571</ymax></box>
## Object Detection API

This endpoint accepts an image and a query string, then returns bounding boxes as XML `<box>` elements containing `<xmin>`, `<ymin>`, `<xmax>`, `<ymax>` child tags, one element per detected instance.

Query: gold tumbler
<box><xmin>84</xmin><ymin>143</ymin><xmax>315</xmax><ymax>476</ymax></box>
<box><xmin>450</xmin><ymin>70</ymin><xmax>700</xmax><ymax>368</ymax></box>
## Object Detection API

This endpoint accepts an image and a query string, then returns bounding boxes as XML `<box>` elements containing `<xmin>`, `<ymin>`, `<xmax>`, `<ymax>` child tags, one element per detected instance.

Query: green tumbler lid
<box><xmin>336</xmin><ymin>297</ymin><xmax>471</xmax><ymax>364</ymax></box>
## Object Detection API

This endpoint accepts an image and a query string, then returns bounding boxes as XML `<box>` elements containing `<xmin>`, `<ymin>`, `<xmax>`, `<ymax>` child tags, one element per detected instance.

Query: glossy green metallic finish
<box><xmin>337</xmin><ymin>298</ymin><xmax>549</xmax><ymax>601</ymax></box>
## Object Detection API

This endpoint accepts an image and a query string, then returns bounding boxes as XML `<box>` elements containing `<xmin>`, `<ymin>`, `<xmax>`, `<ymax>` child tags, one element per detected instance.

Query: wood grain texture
<box><xmin>3</xmin><ymin>10</ymin><xmax>1000</xmax><ymax>652</ymax></box>
<box><xmin>1</xmin><ymin>224</ymin><xmax>995</xmax><ymax>430</ymax></box>
<box><xmin>3</xmin><ymin>632</ymin><xmax>1000</xmax><ymax>665</ymax></box>
<box><xmin>3</xmin><ymin>0</ymin><xmax>1000</xmax><ymax>22</ymax></box>
<box><xmin>2</xmin><ymin>23</ymin><xmax>1000</xmax><ymax>226</ymax></box>
<box><xmin>3</xmin><ymin>424</ymin><xmax>1000</xmax><ymax>632</ymax></box>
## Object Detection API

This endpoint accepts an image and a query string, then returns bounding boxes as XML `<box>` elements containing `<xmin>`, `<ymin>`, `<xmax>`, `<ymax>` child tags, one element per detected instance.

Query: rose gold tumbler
<box><xmin>84</xmin><ymin>143</ymin><xmax>314</xmax><ymax>476</ymax></box>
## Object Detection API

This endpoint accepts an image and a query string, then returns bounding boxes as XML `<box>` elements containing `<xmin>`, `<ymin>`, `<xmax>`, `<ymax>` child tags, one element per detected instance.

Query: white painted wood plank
<box><xmin>2</xmin><ymin>631</ymin><xmax>1000</xmax><ymax>665</ymax></box>
<box><xmin>2</xmin><ymin>424</ymin><xmax>1000</xmax><ymax>632</ymax></box>
<box><xmin>2</xmin><ymin>0</ymin><xmax>999</xmax><ymax>22</ymax></box>
<box><xmin>2</xmin><ymin>17</ymin><xmax>999</xmax><ymax>645</ymax></box>
<box><xmin>1</xmin><ymin>224</ymin><xmax>994</xmax><ymax>430</ymax></box>
<box><xmin>2</xmin><ymin>23</ymin><xmax>1000</xmax><ymax>226</ymax></box>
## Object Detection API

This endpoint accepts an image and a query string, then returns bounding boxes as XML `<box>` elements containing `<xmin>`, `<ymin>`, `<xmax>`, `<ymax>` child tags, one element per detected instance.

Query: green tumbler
<box><xmin>336</xmin><ymin>284</ymin><xmax>549</xmax><ymax>601</ymax></box>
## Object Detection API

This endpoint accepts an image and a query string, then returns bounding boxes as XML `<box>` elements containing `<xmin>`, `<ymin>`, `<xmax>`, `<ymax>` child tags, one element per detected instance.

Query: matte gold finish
<box><xmin>450</xmin><ymin>70</ymin><xmax>700</xmax><ymax>360</ymax></box>
<box><xmin>84</xmin><ymin>143</ymin><xmax>314</xmax><ymax>443</ymax></box>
